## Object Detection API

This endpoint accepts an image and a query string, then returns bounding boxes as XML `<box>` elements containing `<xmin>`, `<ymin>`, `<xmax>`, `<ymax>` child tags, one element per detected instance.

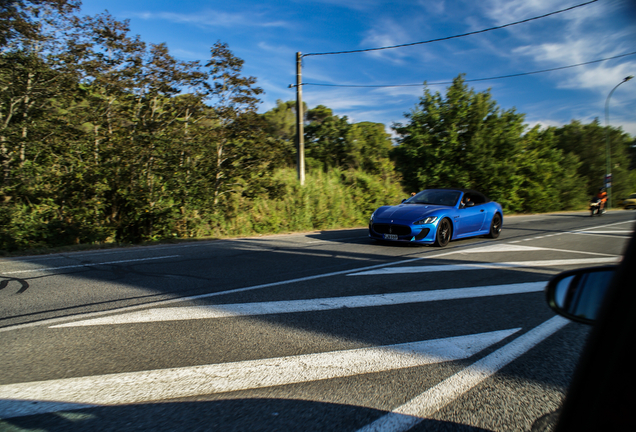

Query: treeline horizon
<box><xmin>1</xmin><ymin>1</ymin><xmax>634</xmax><ymax>252</ymax></box>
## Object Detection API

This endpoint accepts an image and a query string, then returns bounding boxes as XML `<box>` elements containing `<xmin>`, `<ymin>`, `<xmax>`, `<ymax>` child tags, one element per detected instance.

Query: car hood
<box><xmin>373</xmin><ymin>204</ymin><xmax>447</xmax><ymax>221</ymax></box>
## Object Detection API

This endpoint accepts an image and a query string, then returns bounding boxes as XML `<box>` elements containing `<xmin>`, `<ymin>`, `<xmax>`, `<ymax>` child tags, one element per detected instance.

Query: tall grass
<box><xmin>212</xmin><ymin>168</ymin><xmax>407</xmax><ymax>237</ymax></box>
<box><xmin>1</xmin><ymin>167</ymin><xmax>407</xmax><ymax>254</ymax></box>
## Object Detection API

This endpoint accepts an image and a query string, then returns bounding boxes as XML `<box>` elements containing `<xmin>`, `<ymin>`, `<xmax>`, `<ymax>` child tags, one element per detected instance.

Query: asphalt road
<box><xmin>1</xmin><ymin>210</ymin><xmax>634</xmax><ymax>431</ymax></box>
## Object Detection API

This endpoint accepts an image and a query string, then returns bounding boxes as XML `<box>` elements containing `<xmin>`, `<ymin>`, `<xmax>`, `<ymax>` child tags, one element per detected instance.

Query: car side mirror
<box><xmin>464</xmin><ymin>201</ymin><xmax>475</xmax><ymax>207</ymax></box>
<box><xmin>545</xmin><ymin>266</ymin><xmax>617</xmax><ymax>325</ymax></box>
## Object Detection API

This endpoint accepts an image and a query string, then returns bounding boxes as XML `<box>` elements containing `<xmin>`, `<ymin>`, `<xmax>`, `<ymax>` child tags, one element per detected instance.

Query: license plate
<box><xmin>383</xmin><ymin>234</ymin><xmax>398</xmax><ymax>240</ymax></box>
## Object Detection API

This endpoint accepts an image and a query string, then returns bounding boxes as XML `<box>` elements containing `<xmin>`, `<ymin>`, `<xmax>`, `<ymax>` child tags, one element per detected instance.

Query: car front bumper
<box><xmin>369</xmin><ymin>221</ymin><xmax>435</xmax><ymax>243</ymax></box>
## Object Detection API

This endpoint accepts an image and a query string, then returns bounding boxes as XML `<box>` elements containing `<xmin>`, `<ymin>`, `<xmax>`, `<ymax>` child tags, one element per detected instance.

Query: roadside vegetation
<box><xmin>2</xmin><ymin>1</ymin><xmax>635</xmax><ymax>253</ymax></box>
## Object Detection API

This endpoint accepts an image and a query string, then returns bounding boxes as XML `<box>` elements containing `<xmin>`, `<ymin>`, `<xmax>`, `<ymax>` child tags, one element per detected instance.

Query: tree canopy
<box><xmin>391</xmin><ymin>75</ymin><xmax>589</xmax><ymax>212</ymax></box>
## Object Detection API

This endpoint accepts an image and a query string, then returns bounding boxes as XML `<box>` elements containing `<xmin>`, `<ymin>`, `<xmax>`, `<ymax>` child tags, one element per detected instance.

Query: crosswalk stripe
<box><xmin>50</xmin><ymin>283</ymin><xmax>546</xmax><ymax>328</ymax></box>
<box><xmin>348</xmin><ymin>257</ymin><xmax>619</xmax><ymax>276</ymax></box>
<box><xmin>0</xmin><ymin>328</ymin><xmax>520</xmax><ymax>419</ymax></box>
<box><xmin>357</xmin><ymin>316</ymin><xmax>569</xmax><ymax>432</ymax></box>
<box><xmin>575</xmin><ymin>230</ymin><xmax>633</xmax><ymax>233</ymax></box>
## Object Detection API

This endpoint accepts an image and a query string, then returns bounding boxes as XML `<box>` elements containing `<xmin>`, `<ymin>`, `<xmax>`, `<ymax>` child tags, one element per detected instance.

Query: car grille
<box><xmin>371</xmin><ymin>223</ymin><xmax>411</xmax><ymax>236</ymax></box>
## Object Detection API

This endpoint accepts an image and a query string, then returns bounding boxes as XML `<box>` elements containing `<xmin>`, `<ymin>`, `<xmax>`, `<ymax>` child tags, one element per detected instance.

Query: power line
<box><xmin>301</xmin><ymin>51</ymin><xmax>636</xmax><ymax>88</ymax></box>
<box><xmin>303</xmin><ymin>0</ymin><xmax>598</xmax><ymax>58</ymax></box>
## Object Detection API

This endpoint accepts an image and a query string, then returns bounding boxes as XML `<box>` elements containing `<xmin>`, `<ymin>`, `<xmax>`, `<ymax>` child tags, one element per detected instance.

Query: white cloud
<box><xmin>358</xmin><ymin>20</ymin><xmax>416</xmax><ymax>65</ymax></box>
<box><xmin>478</xmin><ymin>0</ymin><xmax>636</xmax><ymax>108</ymax></box>
<box><xmin>257</xmin><ymin>41</ymin><xmax>296</xmax><ymax>55</ymax></box>
<box><xmin>560</xmin><ymin>61</ymin><xmax>636</xmax><ymax>91</ymax></box>
<box><xmin>291</xmin><ymin>0</ymin><xmax>386</xmax><ymax>12</ymax></box>
<box><xmin>169</xmin><ymin>48</ymin><xmax>206</xmax><ymax>61</ymax></box>
<box><xmin>524</xmin><ymin>118</ymin><xmax>565</xmax><ymax>131</ymax></box>
<box><xmin>615</xmin><ymin>120</ymin><xmax>636</xmax><ymax>136</ymax></box>
<box><xmin>479</xmin><ymin>0</ymin><xmax>595</xmax><ymax>27</ymax></box>
<box><xmin>133</xmin><ymin>10</ymin><xmax>291</xmax><ymax>29</ymax></box>
<box><xmin>417</xmin><ymin>0</ymin><xmax>447</xmax><ymax>16</ymax></box>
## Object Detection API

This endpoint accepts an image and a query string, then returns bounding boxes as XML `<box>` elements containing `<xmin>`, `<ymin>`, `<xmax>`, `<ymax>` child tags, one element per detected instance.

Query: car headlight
<box><xmin>369</xmin><ymin>211</ymin><xmax>376</xmax><ymax>222</ymax></box>
<box><xmin>414</xmin><ymin>216</ymin><xmax>438</xmax><ymax>225</ymax></box>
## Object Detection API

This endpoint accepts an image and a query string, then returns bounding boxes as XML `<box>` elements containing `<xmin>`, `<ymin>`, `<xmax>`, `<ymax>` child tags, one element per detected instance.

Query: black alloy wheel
<box><xmin>434</xmin><ymin>218</ymin><xmax>451</xmax><ymax>247</ymax></box>
<box><xmin>488</xmin><ymin>213</ymin><xmax>502</xmax><ymax>239</ymax></box>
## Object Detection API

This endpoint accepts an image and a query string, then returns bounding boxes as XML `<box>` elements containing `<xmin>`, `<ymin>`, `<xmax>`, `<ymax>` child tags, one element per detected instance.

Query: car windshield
<box><xmin>405</xmin><ymin>190</ymin><xmax>461</xmax><ymax>207</ymax></box>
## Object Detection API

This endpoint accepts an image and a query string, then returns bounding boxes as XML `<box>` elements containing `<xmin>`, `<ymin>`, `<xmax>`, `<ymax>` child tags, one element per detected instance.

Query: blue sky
<box><xmin>77</xmin><ymin>0</ymin><xmax>636</xmax><ymax>135</ymax></box>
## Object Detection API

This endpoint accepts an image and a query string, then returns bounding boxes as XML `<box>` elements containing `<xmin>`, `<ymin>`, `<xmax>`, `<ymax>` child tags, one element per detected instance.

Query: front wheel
<box><xmin>434</xmin><ymin>218</ymin><xmax>451</xmax><ymax>247</ymax></box>
<box><xmin>487</xmin><ymin>213</ymin><xmax>502</xmax><ymax>239</ymax></box>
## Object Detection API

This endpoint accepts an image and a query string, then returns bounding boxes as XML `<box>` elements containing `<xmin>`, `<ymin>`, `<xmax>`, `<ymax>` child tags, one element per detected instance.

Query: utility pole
<box><xmin>605</xmin><ymin>75</ymin><xmax>633</xmax><ymax>209</ymax></box>
<box><xmin>295</xmin><ymin>52</ymin><xmax>305</xmax><ymax>185</ymax></box>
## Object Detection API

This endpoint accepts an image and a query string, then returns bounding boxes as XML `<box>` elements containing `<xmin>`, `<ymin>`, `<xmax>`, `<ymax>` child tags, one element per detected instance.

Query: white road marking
<box><xmin>513</xmin><ymin>246</ymin><xmax>618</xmax><ymax>257</ymax></box>
<box><xmin>468</xmin><ymin>243</ymin><xmax>617</xmax><ymax>257</ymax></box>
<box><xmin>1</xmin><ymin>255</ymin><xmax>181</xmax><ymax>275</ymax></box>
<box><xmin>577</xmin><ymin>220</ymin><xmax>633</xmax><ymax>229</ymax></box>
<box><xmin>305</xmin><ymin>236</ymin><xmax>366</xmax><ymax>243</ymax></box>
<box><xmin>4</xmin><ymin>217</ymin><xmax>625</xmax><ymax>332</ymax></box>
<box><xmin>458</xmin><ymin>244</ymin><xmax>546</xmax><ymax>253</ymax></box>
<box><xmin>0</xmin><ymin>249</ymin><xmax>472</xmax><ymax>332</ymax></box>
<box><xmin>51</xmin><ymin>283</ymin><xmax>546</xmax><ymax>327</ymax></box>
<box><xmin>350</xmin><ymin>257</ymin><xmax>619</xmax><ymax>276</ymax></box>
<box><xmin>508</xmin><ymin>220</ymin><xmax>633</xmax><ymax>244</ymax></box>
<box><xmin>576</xmin><ymin>230</ymin><xmax>633</xmax><ymax>233</ymax></box>
<box><xmin>563</xmin><ymin>231</ymin><xmax>631</xmax><ymax>238</ymax></box>
<box><xmin>357</xmin><ymin>316</ymin><xmax>569</xmax><ymax>432</ymax></box>
<box><xmin>0</xmin><ymin>329</ymin><xmax>520</xmax><ymax>419</ymax></box>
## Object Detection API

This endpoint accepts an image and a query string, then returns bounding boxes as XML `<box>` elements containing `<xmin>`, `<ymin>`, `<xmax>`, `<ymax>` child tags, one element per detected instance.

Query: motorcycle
<box><xmin>590</xmin><ymin>197</ymin><xmax>605</xmax><ymax>216</ymax></box>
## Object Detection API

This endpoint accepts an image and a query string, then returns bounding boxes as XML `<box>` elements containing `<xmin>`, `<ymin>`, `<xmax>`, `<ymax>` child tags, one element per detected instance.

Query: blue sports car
<box><xmin>368</xmin><ymin>188</ymin><xmax>503</xmax><ymax>247</ymax></box>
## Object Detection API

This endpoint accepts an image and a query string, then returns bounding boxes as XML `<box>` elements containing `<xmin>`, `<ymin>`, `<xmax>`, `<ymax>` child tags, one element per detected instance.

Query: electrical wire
<box><xmin>300</xmin><ymin>51</ymin><xmax>636</xmax><ymax>88</ymax></box>
<box><xmin>303</xmin><ymin>0</ymin><xmax>598</xmax><ymax>58</ymax></box>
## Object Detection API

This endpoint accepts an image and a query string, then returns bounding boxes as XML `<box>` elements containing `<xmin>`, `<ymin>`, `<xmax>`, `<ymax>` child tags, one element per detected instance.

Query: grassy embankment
<box><xmin>2</xmin><ymin>168</ymin><xmax>407</xmax><ymax>257</ymax></box>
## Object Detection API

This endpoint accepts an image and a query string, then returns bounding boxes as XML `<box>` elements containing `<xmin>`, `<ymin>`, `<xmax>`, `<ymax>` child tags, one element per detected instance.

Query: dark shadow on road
<box><xmin>0</xmin><ymin>398</ymin><xmax>494</xmax><ymax>432</ymax></box>
<box><xmin>0</xmin><ymin>230</ymin><xmax>517</xmax><ymax>327</ymax></box>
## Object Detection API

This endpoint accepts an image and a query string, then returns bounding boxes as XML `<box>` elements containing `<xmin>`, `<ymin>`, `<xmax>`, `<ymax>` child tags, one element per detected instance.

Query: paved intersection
<box><xmin>0</xmin><ymin>212</ymin><xmax>633</xmax><ymax>431</ymax></box>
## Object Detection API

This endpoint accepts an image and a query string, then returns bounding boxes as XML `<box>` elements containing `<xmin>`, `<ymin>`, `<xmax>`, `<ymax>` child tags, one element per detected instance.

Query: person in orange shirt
<box><xmin>597</xmin><ymin>187</ymin><xmax>608</xmax><ymax>212</ymax></box>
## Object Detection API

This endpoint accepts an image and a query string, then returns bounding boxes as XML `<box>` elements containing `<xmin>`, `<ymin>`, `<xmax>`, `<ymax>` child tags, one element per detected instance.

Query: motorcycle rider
<box><xmin>596</xmin><ymin>187</ymin><xmax>608</xmax><ymax>213</ymax></box>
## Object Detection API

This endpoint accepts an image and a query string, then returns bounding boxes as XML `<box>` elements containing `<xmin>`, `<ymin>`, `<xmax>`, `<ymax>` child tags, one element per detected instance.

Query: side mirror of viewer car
<box><xmin>548</xmin><ymin>229</ymin><xmax>635</xmax><ymax>430</ymax></box>
<box><xmin>545</xmin><ymin>265</ymin><xmax>618</xmax><ymax>325</ymax></box>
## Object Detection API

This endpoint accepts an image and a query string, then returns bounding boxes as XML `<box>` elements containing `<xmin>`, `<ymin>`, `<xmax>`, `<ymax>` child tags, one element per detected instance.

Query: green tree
<box><xmin>515</xmin><ymin>126</ymin><xmax>585</xmax><ymax>212</ymax></box>
<box><xmin>391</xmin><ymin>75</ymin><xmax>585</xmax><ymax>212</ymax></box>
<box><xmin>303</xmin><ymin>104</ymin><xmax>397</xmax><ymax>176</ymax></box>
<box><xmin>202</xmin><ymin>41</ymin><xmax>278</xmax><ymax>211</ymax></box>
<box><xmin>553</xmin><ymin>120</ymin><xmax>634</xmax><ymax>201</ymax></box>
<box><xmin>392</xmin><ymin>75</ymin><xmax>524</xmax><ymax>196</ymax></box>
<box><xmin>304</xmin><ymin>108</ymin><xmax>351</xmax><ymax>170</ymax></box>
<box><xmin>347</xmin><ymin>121</ymin><xmax>395</xmax><ymax>176</ymax></box>
<box><xmin>0</xmin><ymin>0</ymin><xmax>79</xmax><ymax>47</ymax></box>
<box><xmin>261</xmin><ymin>99</ymin><xmax>305</xmax><ymax>167</ymax></box>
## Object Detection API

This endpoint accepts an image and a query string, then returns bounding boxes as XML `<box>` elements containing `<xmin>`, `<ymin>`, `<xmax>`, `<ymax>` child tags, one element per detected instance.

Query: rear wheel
<box><xmin>434</xmin><ymin>218</ymin><xmax>451</xmax><ymax>247</ymax></box>
<box><xmin>487</xmin><ymin>213</ymin><xmax>502</xmax><ymax>239</ymax></box>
